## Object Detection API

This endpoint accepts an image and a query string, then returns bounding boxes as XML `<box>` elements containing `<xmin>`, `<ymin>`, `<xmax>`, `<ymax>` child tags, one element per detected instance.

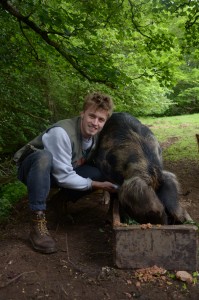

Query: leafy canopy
<box><xmin>1</xmin><ymin>0</ymin><xmax>198</xmax><ymax>87</ymax></box>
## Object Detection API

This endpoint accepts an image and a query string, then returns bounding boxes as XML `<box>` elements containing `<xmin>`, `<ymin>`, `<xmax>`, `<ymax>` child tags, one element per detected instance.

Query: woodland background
<box><xmin>0</xmin><ymin>0</ymin><xmax>199</xmax><ymax>220</ymax></box>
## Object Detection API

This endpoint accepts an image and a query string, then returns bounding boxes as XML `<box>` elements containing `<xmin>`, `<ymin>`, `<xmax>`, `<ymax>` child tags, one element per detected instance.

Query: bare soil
<box><xmin>0</xmin><ymin>157</ymin><xmax>199</xmax><ymax>300</ymax></box>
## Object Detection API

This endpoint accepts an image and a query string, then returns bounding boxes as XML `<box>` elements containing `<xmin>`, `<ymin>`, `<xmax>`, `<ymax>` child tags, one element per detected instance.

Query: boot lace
<box><xmin>34</xmin><ymin>214</ymin><xmax>50</xmax><ymax>236</ymax></box>
<box><xmin>38</xmin><ymin>218</ymin><xmax>49</xmax><ymax>236</ymax></box>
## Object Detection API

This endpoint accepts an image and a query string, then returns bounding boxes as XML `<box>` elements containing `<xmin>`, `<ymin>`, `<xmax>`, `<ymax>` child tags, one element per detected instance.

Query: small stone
<box><xmin>135</xmin><ymin>281</ymin><xmax>141</xmax><ymax>288</ymax></box>
<box><xmin>126</xmin><ymin>279</ymin><xmax>132</xmax><ymax>285</ymax></box>
<box><xmin>176</xmin><ymin>271</ymin><xmax>193</xmax><ymax>283</ymax></box>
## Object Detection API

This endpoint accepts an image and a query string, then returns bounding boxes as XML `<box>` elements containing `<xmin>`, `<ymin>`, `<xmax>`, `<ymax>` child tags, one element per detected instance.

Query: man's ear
<box><xmin>80</xmin><ymin>111</ymin><xmax>84</xmax><ymax>119</ymax></box>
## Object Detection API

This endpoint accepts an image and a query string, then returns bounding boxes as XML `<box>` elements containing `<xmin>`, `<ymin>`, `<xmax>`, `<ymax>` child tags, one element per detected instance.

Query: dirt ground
<box><xmin>0</xmin><ymin>157</ymin><xmax>199</xmax><ymax>300</ymax></box>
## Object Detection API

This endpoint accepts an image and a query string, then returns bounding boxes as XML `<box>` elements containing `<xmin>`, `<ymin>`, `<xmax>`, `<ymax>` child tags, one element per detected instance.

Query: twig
<box><xmin>65</xmin><ymin>233</ymin><xmax>79</xmax><ymax>270</ymax></box>
<box><xmin>0</xmin><ymin>271</ymin><xmax>35</xmax><ymax>288</ymax></box>
<box><xmin>60</xmin><ymin>284</ymin><xmax>68</xmax><ymax>298</ymax></box>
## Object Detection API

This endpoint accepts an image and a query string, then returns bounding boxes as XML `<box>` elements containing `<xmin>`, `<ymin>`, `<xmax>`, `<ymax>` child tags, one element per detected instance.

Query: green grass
<box><xmin>140</xmin><ymin>113</ymin><xmax>199</xmax><ymax>161</ymax></box>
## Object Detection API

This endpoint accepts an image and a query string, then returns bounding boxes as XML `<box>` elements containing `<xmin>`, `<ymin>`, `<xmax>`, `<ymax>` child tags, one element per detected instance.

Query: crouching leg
<box><xmin>157</xmin><ymin>171</ymin><xmax>192</xmax><ymax>224</ymax></box>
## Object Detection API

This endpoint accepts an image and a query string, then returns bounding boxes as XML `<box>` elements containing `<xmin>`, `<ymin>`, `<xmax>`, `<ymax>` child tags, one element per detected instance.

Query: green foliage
<box><xmin>0</xmin><ymin>154</ymin><xmax>27</xmax><ymax>225</ymax></box>
<box><xmin>0</xmin><ymin>157</ymin><xmax>16</xmax><ymax>185</ymax></box>
<box><xmin>0</xmin><ymin>9</ymin><xmax>52</xmax><ymax>153</ymax></box>
<box><xmin>122</xmin><ymin>213</ymin><xmax>140</xmax><ymax>225</ymax></box>
<box><xmin>1</xmin><ymin>0</ymin><xmax>198</xmax><ymax>88</ymax></box>
<box><xmin>0</xmin><ymin>181</ymin><xmax>27</xmax><ymax>222</ymax></box>
<box><xmin>192</xmin><ymin>271</ymin><xmax>199</xmax><ymax>285</ymax></box>
<box><xmin>184</xmin><ymin>220</ymin><xmax>199</xmax><ymax>231</ymax></box>
<box><xmin>167</xmin><ymin>63</ymin><xmax>199</xmax><ymax>115</ymax></box>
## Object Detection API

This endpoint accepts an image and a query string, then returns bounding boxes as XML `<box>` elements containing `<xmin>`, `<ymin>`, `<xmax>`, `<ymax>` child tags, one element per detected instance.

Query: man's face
<box><xmin>81</xmin><ymin>106</ymin><xmax>109</xmax><ymax>139</ymax></box>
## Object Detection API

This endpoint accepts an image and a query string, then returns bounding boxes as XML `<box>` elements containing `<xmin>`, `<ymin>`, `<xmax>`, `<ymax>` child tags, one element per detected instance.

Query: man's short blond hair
<box><xmin>83</xmin><ymin>92</ymin><xmax>114</xmax><ymax>118</ymax></box>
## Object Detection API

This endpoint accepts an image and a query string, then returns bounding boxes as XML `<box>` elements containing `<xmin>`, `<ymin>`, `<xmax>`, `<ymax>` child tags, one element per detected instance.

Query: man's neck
<box><xmin>82</xmin><ymin>135</ymin><xmax>92</xmax><ymax>141</ymax></box>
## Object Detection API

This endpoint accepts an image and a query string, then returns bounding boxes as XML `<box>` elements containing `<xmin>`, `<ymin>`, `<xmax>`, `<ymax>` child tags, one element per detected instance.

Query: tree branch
<box><xmin>128</xmin><ymin>0</ymin><xmax>153</xmax><ymax>42</ymax></box>
<box><xmin>186</xmin><ymin>13</ymin><xmax>199</xmax><ymax>29</ymax></box>
<box><xmin>19</xmin><ymin>20</ymin><xmax>40</xmax><ymax>61</ymax></box>
<box><xmin>171</xmin><ymin>0</ymin><xmax>199</xmax><ymax>29</ymax></box>
<box><xmin>0</xmin><ymin>0</ymin><xmax>113</xmax><ymax>86</ymax></box>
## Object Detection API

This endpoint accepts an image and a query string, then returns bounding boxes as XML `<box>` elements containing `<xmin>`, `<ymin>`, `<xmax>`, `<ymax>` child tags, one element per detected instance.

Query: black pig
<box><xmin>94</xmin><ymin>112</ymin><xmax>192</xmax><ymax>225</ymax></box>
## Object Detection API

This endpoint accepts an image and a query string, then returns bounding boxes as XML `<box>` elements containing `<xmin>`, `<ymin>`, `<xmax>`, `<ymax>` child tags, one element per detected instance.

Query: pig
<box><xmin>94</xmin><ymin>112</ymin><xmax>192</xmax><ymax>225</ymax></box>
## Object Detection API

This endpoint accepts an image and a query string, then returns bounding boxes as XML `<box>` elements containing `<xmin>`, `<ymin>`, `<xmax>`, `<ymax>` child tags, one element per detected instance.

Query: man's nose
<box><xmin>92</xmin><ymin>118</ymin><xmax>99</xmax><ymax>126</ymax></box>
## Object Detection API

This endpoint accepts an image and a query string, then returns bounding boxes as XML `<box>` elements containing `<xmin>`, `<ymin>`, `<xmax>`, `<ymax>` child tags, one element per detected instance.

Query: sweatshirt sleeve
<box><xmin>42</xmin><ymin>127</ymin><xmax>92</xmax><ymax>190</ymax></box>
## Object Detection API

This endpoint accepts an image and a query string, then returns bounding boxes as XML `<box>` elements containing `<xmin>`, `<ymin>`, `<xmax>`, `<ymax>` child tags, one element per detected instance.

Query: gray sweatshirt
<box><xmin>42</xmin><ymin>127</ymin><xmax>93</xmax><ymax>191</ymax></box>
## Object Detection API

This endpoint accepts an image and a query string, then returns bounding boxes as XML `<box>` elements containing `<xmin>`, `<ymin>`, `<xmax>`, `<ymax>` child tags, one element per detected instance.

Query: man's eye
<box><xmin>99</xmin><ymin>118</ymin><xmax>105</xmax><ymax>123</ymax></box>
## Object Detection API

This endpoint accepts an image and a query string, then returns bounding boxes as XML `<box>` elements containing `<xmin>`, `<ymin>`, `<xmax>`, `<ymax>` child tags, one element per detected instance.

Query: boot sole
<box><xmin>29</xmin><ymin>237</ymin><xmax>57</xmax><ymax>254</ymax></box>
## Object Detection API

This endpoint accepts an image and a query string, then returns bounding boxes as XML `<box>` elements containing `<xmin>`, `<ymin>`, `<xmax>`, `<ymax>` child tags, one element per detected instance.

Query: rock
<box><xmin>176</xmin><ymin>271</ymin><xmax>193</xmax><ymax>283</ymax></box>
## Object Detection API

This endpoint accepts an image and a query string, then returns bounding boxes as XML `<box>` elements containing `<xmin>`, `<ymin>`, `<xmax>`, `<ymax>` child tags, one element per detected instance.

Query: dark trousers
<box><xmin>17</xmin><ymin>149</ymin><xmax>104</xmax><ymax>211</ymax></box>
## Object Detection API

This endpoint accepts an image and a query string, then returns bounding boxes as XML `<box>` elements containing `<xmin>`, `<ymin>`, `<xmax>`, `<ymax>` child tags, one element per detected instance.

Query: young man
<box><xmin>14</xmin><ymin>92</ymin><xmax>116</xmax><ymax>254</ymax></box>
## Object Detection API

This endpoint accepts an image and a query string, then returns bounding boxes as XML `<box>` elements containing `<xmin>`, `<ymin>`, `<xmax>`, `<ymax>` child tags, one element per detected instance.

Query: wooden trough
<box><xmin>112</xmin><ymin>199</ymin><xmax>198</xmax><ymax>271</ymax></box>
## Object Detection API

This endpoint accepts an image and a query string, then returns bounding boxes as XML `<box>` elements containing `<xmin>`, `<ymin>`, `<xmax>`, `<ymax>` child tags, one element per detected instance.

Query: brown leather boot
<box><xmin>29</xmin><ymin>211</ymin><xmax>57</xmax><ymax>254</ymax></box>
